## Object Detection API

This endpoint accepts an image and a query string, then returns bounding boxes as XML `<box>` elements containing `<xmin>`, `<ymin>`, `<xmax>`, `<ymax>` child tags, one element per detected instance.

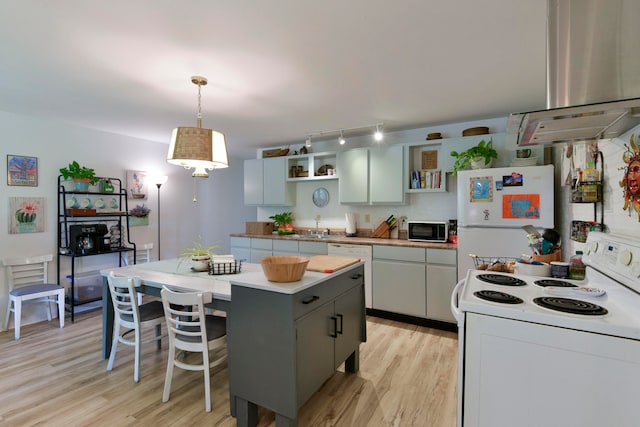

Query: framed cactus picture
<box><xmin>7</xmin><ymin>155</ymin><xmax>38</xmax><ymax>186</ymax></box>
<box><xmin>9</xmin><ymin>197</ymin><xmax>45</xmax><ymax>234</ymax></box>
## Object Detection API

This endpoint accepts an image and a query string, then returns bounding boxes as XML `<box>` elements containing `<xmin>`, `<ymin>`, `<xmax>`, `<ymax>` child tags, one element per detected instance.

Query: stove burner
<box><xmin>534</xmin><ymin>279</ymin><xmax>578</xmax><ymax>288</ymax></box>
<box><xmin>533</xmin><ymin>297</ymin><xmax>608</xmax><ymax>316</ymax></box>
<box><xmin>476</xmin><ymin>274</ymin><xmax>527</xmax><ymax>287</ymax></box>
<box><xmin>474</xmin><ymin>290</ymin><xmax>524</xmax><ymax>304</ymax></box>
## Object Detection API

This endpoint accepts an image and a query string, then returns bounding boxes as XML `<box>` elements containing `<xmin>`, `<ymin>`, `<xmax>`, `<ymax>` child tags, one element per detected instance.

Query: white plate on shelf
<box><xmin>510</xmin><ymin>156</ymin><xmax>538</xmax><ymax>166</ymax></box>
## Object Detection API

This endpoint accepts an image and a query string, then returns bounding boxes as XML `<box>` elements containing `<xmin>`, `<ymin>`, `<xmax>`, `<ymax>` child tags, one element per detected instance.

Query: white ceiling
<box><xmin>0</xmin><ymin>1</ymin><xmax>548</xmax><ymax>157</ymax></box>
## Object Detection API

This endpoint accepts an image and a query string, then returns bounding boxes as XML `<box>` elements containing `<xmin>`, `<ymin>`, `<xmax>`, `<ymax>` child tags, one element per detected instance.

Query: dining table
<box><xmin>100</xmin><ymin>259</ymin><xmax>257</xmax><ymax>358</ymax></box>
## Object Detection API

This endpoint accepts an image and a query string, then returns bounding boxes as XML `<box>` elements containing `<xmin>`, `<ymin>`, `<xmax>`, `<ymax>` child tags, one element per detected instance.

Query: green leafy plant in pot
<box><xmin>178</xmin><ymin>237</ymin><xmax>220</xmax><ymax>272</ymax></box>
<box><xmin>269</xmin><ymin>211</ymin><xmax>295</xmax><ymax>235</ymax></box>
<box><xmin>450</xmin><ymin>138</ymin><xmax>497</xmax><ymax>175</ymax></box>
<box><xmin>59</xmin><ymin>161</ymin><xmax>99</xmax><ymax>191</ymax></box>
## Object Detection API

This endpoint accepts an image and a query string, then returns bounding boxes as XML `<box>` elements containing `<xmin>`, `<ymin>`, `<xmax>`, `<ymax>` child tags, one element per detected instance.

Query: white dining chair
<box><xmin>106</xmin><ymin>271</ymin><xmax>165</xmax><ymax>383</ymax></box>
<box><xmin>160</xmin><ymin>286</ymin><xmax>227</xmax><ymax>412</ymax></box>
<box><xmin>123</xmin><ymin>242</ymin><xmax>154</xmax><ymax>305</ymax></box>
<box><xmin>2</xmin><ymin>254</ymin><xmax>65</xmax><ymax>340</ymax></box>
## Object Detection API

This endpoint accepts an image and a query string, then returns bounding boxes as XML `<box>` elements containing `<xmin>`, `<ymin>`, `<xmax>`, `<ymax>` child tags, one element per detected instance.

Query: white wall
<box><xmin>555</xmin><ymin>127</ymin><xmax>640</xmax><ymax>258</ymax></box>
<box><xmin>0</xmin><ymin>110</ymin><xmax>250</xmax><ymax>327</ymax></box>
<box><xmin>257</xmin><ymin>117</ymin><xmax>513</xmax><ymax>233</ymax></box>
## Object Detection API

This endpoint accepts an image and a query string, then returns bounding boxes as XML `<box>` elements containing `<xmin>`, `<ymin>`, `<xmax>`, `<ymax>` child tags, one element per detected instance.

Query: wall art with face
<box><xmin>619</xmin><ymin>134</ymin><xmax>640</xmax><ymax>221</ymax></box>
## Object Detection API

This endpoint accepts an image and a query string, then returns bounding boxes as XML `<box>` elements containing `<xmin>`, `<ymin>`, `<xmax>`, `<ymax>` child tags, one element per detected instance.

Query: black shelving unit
<box><xmin>57</xmin><ymin>175</ymin><xmax>136</xmax><ymax>321</ymax></box>
<box><xmin>570</xmin><ymin>150</ymin><xmax>605</xmax><ymax>242</ymax></box>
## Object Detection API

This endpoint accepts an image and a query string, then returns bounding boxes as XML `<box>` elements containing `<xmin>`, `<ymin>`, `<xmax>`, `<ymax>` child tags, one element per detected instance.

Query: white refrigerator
<box><xmin>456</xmin><ymin>164</ymin><xmax>555</xmax><ymax>279</ymax></box>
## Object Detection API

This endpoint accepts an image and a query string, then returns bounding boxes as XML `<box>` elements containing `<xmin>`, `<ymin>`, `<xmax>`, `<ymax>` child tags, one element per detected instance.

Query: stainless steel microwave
<box><xmin>407</xmin><ymin>221</ymin><xmax>449</xmax><ymax>242</ymax></box>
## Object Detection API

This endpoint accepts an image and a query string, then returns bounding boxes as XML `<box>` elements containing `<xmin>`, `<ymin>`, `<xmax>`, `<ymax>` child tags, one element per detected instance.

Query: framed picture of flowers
<box><xmin>7</xmin><ymin>155</ymin><xmax>38</xmax><ymax>186</ymax></box>
<box><xmin>9</xmin><ymin>197</ymin><xmax>45</xmax><ymax>233</ymax></box>
<box><xmin>126</xmin><ymin>170</ymin><xmax>148</xmax><ymax>200</ymax></box>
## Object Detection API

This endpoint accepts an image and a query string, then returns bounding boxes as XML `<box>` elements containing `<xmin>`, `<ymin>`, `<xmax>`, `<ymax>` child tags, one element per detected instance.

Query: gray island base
<box><xmin>228</xmin><ymin>263</ymin><xmax>366</xmax><ymax>427</ymax></box>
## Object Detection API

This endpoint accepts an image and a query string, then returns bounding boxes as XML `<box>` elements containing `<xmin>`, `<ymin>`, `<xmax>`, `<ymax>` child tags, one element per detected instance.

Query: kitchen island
<box><xmin>101</xmin><ymin>259</ymin><xmax>366</xmax><ymax>427</ymax></box>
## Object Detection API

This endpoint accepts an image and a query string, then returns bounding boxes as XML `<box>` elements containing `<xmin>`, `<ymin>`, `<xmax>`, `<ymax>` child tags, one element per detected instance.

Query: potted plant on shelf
<box><xmin>128</xmin><ymin>204</ymin><xmax>151</xmax><ymax>227</ymax></box>
<box><xmin>269</xmin><ymin>211</ymin><xmax>295</xmax><ymax>235</ymax></box>
<box><xmin>178</xmin><ymin>238</ymin><xmax>220</xmax><ymax>272</ymax></box>
<box><xmin>450</xmin><ymin>138</ymin><xmax>498</xmax><ymax>175</ymax></box>
<box><xmin>59</xmin><ymin>161</ymin><xmax>100</xmax><ymax>191</ymax></box>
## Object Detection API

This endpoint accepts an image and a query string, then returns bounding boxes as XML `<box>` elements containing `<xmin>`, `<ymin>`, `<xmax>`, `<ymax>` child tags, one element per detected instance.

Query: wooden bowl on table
<box><xmin>260</xmin><ymin>256</ymin><xmax>309</xmax><ymax>282</ymax></box>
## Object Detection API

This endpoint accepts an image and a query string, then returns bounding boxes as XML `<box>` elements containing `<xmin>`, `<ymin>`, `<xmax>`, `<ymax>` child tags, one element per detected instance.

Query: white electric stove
<box><xmin>451</xmin><ymin>231</ymin><xmax>640</xmax><ymax>427</ymax></box>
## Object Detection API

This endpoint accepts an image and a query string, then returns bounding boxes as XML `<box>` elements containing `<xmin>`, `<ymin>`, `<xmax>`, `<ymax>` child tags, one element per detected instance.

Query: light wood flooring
<box><xmin>0</xmin><ymin>310</ymin><xmax>458</xmax><ymax>426</ymax></box>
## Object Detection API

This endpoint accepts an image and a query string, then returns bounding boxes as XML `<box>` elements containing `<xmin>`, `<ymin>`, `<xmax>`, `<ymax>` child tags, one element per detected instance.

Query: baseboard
<box><xmin>366</xmin><ymin>308</ymin><xmax>457</xmax><ymax>333</ymax></box>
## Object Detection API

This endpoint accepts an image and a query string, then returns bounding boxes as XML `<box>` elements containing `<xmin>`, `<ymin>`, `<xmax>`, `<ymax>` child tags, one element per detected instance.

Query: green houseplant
<box><xmin>129</xmin><ymin>204</ymin><xmax>151</xmax><ymax>227</ymax></box>
<box><xmin>269</xmin><ymin>211</ymin><xmax>295</xmax><ymax>235</ymax></box>
<box><xmin>59</xmin><ymin>161</ymin><xmax>99</xmax><ymax>190</ymax></box>
<box><xmin>178</xmin><ymin>238</ymin><xmax>220</xmax><ymax>271</ymax></box>
<box><xmin>450</xmin><ymin>139</ymin><xmax>498</xmax><ymax>175</ymax></box>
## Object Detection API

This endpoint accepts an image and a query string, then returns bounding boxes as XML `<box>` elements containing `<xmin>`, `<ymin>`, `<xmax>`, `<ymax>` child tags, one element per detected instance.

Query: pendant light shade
<box><xmin>167</xmin><ymin>76</ymin><xmax>229</xmax><ymax>178</ymax></box>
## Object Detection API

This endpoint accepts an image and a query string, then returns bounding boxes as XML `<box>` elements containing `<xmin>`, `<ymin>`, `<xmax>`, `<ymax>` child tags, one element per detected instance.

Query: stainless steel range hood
<box><xmin>508</xmin><ymin>0</ymin><xmax>640</xmax><ymax>146</ymax></box>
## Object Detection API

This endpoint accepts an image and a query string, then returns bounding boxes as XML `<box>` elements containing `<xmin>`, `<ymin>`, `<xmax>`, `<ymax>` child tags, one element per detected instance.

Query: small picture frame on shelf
<box><xmin>7</xmin><ymin>155</ymin><xmax>38</xmax><ymax>187</ymax></box>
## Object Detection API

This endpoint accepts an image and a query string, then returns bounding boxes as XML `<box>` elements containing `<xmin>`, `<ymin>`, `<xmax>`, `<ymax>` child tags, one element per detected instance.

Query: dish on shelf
<box><xmin>263</xmin><ymin>147</ymin><xmax>290</xmax><ymax>157</ymax></box>
<box><xmin>462</xmin><ymin>126</ymin><xmax>489</xmax><ymax>136</ymax></box>
<box><xmin>317</xmin><ymin>164</ymin><xmax>334</xmax><ymax>176</ymax></box>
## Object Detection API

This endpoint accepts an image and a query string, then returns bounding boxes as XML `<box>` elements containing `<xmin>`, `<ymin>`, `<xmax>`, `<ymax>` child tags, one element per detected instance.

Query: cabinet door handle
<box><xmin>336</xmin><ymin>313</ymin><xmax>343</xmax><ymax>334</ymax></box>
<box><xmin>301</xmin><ymin>295</ymin><xmax>320</xmax><ymax>305</ymax></box>
<box><xmin>330</xmin><ymin>316</ymin><xmax>338</xmax><ymax>338</ymax></box>
<box><xmin>351</xmin><ymin>273</ymin><xmax>363</xmax><ymax>280</ymax></box>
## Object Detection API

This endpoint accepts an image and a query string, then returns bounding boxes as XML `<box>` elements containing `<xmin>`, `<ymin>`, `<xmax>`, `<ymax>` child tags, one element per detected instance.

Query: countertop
<box><xmin>230</xmin><ymin>233</ymin><xmax>457</xmax><ymax>250</ymax></box>
<box><xmin>102</xmin><ymin>258</ymin><xmax>364</xmax><ymax>296</ymax></box>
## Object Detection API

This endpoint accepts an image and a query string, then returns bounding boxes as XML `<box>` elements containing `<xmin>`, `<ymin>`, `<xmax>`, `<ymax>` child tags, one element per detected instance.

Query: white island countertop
<box><xmin>101</xmin><ymin>258</ymin><xmax>364</xmax><ymax>298</ymax></box>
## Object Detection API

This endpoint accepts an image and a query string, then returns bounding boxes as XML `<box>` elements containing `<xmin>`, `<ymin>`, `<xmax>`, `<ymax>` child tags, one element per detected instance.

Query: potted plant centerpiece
<box><xmin>269</xmin><ymin>211</ymin><xmax>295</xmax><ymax>235</ymax></box>
<box><xmin>450</xmin><ymin>139</ymin><xmax>498</xmax><ymax>175</ymax></box>
<box><xmin>129</xmin><ymin>204</ymin><xmax>151</xmax><ymax>227</ymax></box>
<box><xmin>178</xmin><ymin>238</ymin><xmax>219</xmax><ymax>272</ymax></box>
<box><xmin>59</xmin><ymin>161</ymin><xmax>99</xmax><ymax>191</ymax></box>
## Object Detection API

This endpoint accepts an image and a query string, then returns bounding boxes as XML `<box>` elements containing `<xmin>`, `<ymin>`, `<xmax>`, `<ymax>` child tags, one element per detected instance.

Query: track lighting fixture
<box><xmin>303</xmin><ymin>122</ymin><xmax>384</xmax><ymax>146</ymax></box>
<box><xmin>374</xmin><ymin>124</ymin><xmax>383</xmax><ymax>141</ymax></box>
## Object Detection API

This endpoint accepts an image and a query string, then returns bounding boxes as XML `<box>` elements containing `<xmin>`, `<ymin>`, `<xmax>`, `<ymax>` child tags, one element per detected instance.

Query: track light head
<box><xmin>339</xmin><ymin>131</ymin><xmax>346</xmax><ymax>145</ymax></box>
<box><xmin>374</xmin><ymin>124</ymin><xmax>383</xmax><ymax>141</ymax></box>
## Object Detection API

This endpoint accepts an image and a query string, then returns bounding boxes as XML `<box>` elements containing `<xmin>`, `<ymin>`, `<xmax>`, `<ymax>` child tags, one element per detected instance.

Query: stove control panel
<box><xmin>585</xmin><ymin>232</ymin><xmax>640</xmax><ymax>291</ymax></box>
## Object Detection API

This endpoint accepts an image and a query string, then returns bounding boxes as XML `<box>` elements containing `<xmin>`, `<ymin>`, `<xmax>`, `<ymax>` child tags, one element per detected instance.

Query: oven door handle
<box><xmin>451</xmin><ymin>279</ymin><xmax>466</xmax><ymax>326</ymax></box>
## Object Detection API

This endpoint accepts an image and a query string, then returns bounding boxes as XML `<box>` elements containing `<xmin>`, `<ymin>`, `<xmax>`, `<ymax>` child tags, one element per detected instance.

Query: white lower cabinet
<box><xmin>230</xmin><ymin>237</ymin><xmax>251</xmax><ymax>261</ymax></box>
<box><xmin>426</xmin><ymin>248</ymin><xmax>457</xmax><ymax>323</ymax></box>
<box><xmin>273</xmin><ymin>239</ymin><xmax>299</xmax><ymax>256</ymax></box>
<box><xmin>298</xmin><ymin>240</ymin><xmax>328</xmax><ymax>257</ymax></box>
<box><xmin>372</xmin><ymin>245</ymin><xmax>426</xmax><ymax>317</ymax></box>
<box><xmin>250</xmin><ymin>238</ymin><xmax>273</xmax><ymax>263</ymax></box>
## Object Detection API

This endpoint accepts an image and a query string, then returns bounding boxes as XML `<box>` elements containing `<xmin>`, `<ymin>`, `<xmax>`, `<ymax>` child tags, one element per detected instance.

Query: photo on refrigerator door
<box><xmin>469</xmin><ymin>176</ymin><xmax>493</xmax><ymax>202</ymax></box>
<box><xmin>502</xmin><ymin>194</ymin><xmax>540</xmax><ymax>219</ymax></box>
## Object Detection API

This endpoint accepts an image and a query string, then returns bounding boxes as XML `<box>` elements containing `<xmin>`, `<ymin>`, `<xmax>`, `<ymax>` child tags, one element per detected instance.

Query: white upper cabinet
<box><xmin>244</xmin><ymin>157</ymin><xmax>295</xmax><ymax>206</ymax></box>
<box><xmin>337</xmin><ymin>145</ymin><xmax>405</xmax><ymax>204</ymax></box>
<box><xmin>337</xmin><ymin>148</ymin><xmax>369</xmax><ymax>204</ymax></box>
<box><xmin>370</xmin><ymin>144</ymin><xmax>404</xmax><ymax>204</ymax></box>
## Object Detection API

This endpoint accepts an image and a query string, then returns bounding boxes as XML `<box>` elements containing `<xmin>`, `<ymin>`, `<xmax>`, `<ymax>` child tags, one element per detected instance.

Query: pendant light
<box><xmin>167</xmin><ymin>76</ymin><xmax>229</xmax><ymax>178</ymax></box>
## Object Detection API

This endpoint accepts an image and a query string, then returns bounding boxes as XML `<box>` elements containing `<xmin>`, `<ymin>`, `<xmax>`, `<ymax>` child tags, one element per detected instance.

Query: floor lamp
<box><xmin>153</xmin><ymin>175</ymin><xmax>168</xmax><ymax>260</ymax></box>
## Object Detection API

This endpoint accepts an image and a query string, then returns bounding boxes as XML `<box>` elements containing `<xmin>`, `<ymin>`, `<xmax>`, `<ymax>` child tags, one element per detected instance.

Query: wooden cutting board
<box><xmin>307</xmin><ymin>255</ymin><xmax>361</xmax><ymax>273</ymax></box>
